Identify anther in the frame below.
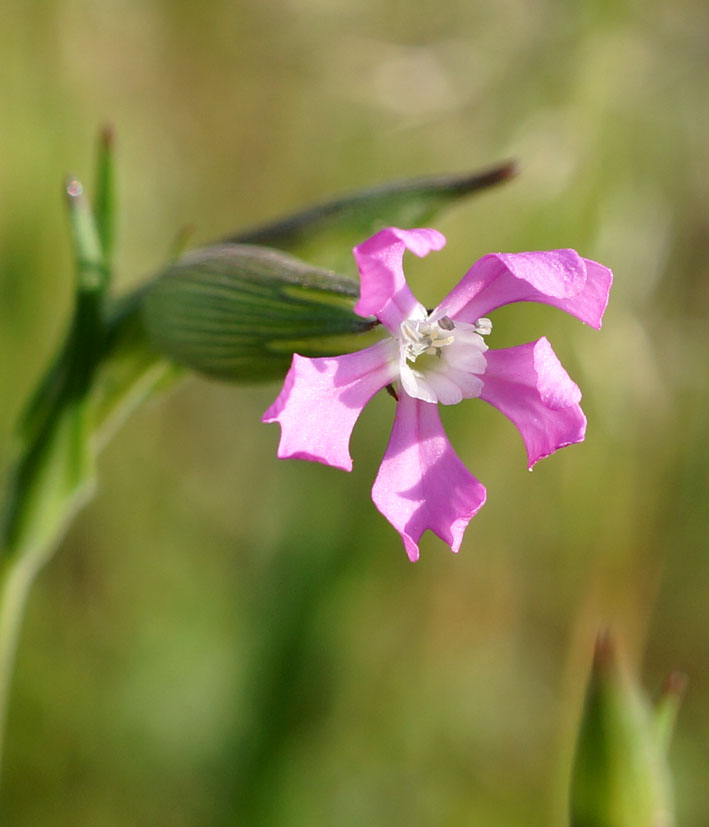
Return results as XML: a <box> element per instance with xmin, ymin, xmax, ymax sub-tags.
<box><xmin>474</xmin><ymin>317</ymin><xmax>492</xmax><ymax>336</ymax></box>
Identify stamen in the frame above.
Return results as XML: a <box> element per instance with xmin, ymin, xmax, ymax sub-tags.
<box><xmin>474</xmin><ymin>317</ymin><xmax>492</xmax><ymax>336</ymax></box>
<box><xmin>400</xmin><ymin>316</ymin><xmax>458</xmax><ymax>363</ymax></box>
<box><xmin>397</xmin><ymin>310</ymin><xmax>488</xmax><ymax>404</ymax></box>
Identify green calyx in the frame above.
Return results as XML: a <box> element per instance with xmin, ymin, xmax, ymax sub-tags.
<box><xmin>569</xmin><ymin>632</ymin><xmax>683</xmax><ymax>827</ymax></box>
<box><xmin>141</xmin><ymin>244</ymin><xmax>381</xmax><ymax>383</ymax></box>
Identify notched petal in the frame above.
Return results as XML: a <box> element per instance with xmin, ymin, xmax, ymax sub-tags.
<box><xmin>441</xmin><ymin>249</ymin><xmax>613</xmax><ymax>329</ymax></box>
<box><xmin>480</xmin><ymin>338</ymin><xmax>586</xmax><ymax>468</ymax></box>
<box><xmin>263</xmin><ymin>339</ymin><xmax>398</xmax><ymax>471</ymax></box>
<box><xmin>372</xmin><ymin>392</ymin><xmax>486</xmax><ymax>560</ymax></box>
<box><xmin>353</xmin><ymin>227</ymin><xmax>445</xmax><ymax>332</ymax></box>
<box><xmin>533</xmin><ymin>337</ymin><xmax>582</xmax><ymax>409</ymax></box>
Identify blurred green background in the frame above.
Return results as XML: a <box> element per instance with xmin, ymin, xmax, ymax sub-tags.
<box><xmin>1</xmin><ymin>0</ymin><xmax>708</xmax><ymax>824</ymax></box>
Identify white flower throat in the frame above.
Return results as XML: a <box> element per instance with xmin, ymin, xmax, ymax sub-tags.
<box><xmin>400</xmin><ymin>315</ymin><xmax>456</xmax><ymax>361</ymax></box>
<box><xmin>395</xmin><ymin>308</ymin><xmax>492</xmax><ymax>406</ymax></box>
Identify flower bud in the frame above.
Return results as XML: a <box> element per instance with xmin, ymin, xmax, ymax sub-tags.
<box><xmin>569</xmin><ymin>632</ymin><xmax>677</xmax><ymax>827</ymax></box>
<box><xmin>142</xmin><ymin>244</ymin><xmax>378</xmax><ymax>383</ymax></box>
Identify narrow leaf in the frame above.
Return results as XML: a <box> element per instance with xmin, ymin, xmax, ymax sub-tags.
<box><xmin>226</xmin><ymin>161</ymin><xmax>518</xmax><ymax>272</ymax></box>
<box><xmin>66</xmin><ymin>177</ymin><xmax>105</xmax><ymax>296</ymax></box>
<box><xmin>17</xmin><ymin>178</ymin><xmax>107</xmax><ymax>448</ymax></box>
<box><xmin>1</xmin><ymin>397</ymin><xmax>94</xmax><ymax>566</ymax></box>
<box><xmin>93</xmin><ymin>125</ymin><xmax>116</xmax><ymax>269</ymax></box>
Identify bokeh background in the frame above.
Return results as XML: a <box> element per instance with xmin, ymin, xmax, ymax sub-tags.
<box><xmin>1</xmin><ymin>0</ymin><xmax>708</xmax><ymax>824</ymax></box>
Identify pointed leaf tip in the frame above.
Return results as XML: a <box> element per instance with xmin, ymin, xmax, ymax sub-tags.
<box><xmin>592</xmin><ymin>627</ymin><xmax>617</xmax><ymax>675</ymax></box>
<box><xmin>99</xmin><ymin>123</ymin><xmax>115</xmax><ymax>149</ymax></box>
<box><xmin>94</xmin><ymin>124</ymin><xmax>116</xmax><ymax>268</ymax></box>
<box><xmin>64</xmin><ymin>174</ymin><xmax>105</xmax><ymax>296</ymax></box>
<box><xmin>453</xmin><ymin>159</ymin><xmax>520</xmax><ymax>193</ymax></box>
<box><xmin>661</xmin><ymin>671</ymin><xmax>688</xmax><ymax>699</ymax></box>
<box><xmin>224</xmin><ymin>161</ymin><xmax>520</xmax><ymax>272</ymax></box>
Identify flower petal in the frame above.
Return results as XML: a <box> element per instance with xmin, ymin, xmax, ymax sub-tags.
<box><xmin>353</xmin><ymin>227</ymin><xmax>446</xmax><ymax>332</ymax></box>
<box><xmin>440</xmin><ymin>250</ymin><xmax>612</xmax><ymax>329</ymax></box>
<box><xmin>371</xmin><ymin>391</ymin><xmax>486</xmax><ymax>561</ymax></box>
<box><xmin>480</xmin><ymin>338</ymin><xmax>587</xmax><ymax>468</ymax></box>
<box><xmin>262</xmin><ymin>339</ymin><xmax>398</xmax><ymax>471</ymax></box>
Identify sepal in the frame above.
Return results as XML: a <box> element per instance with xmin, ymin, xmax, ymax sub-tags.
<box><xmin>569</xmin><ymin>631</ymin><xmax>680</xmax><ymax>827</ymax></box>
<box><xmin>142</xmin><ymin>244</ymin><xmax>379</xmax><ymax>383</ymax></box>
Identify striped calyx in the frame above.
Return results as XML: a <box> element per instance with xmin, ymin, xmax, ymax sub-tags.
<box><xmin>142</xmin><ymin>244</ymin><xmax>378</xmax><ymax>383</ymax></box>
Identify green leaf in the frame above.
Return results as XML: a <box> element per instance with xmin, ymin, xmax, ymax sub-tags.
<box><xmin>93</xmin><ymin>125</ymin><xmax>116</xmax><ymax>269</ymax></box>
<box><xmin>18</xmin><ymin>177</ymin><xmax>107</xmax><ymax>447</ymax></box>
<box><xmin>2</xmin><ymin>176</ymin><xmax>107</xmax><ymax>564</ymax></box>
<box><xmin>66</xmin><ymin>176</ymin><xmax>106</xmax><ymax>299</ymax></box>
<box><xmin>1</xmin><ymin>397</ymin><xmax>94</xmax><ymax>567</ymax></box>
<box><xmin>226</xmin><ymin>161</ymin><xmax>518</xmax><ymax>272</ymax></box>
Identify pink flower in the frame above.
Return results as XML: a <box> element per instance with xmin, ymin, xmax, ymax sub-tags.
<box><xmin>263</xmin><ymin>228</ymin><xmax>612</xmax><ymax>561</ymax></box>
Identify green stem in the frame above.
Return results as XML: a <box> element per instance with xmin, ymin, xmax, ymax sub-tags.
<box><xmin>0</xmin><ymin>173</ymin><xmax>110</xmax><ymax>773</ymax></box>
<box><xmin>0</xmin><ymin>305</ymin><xmax>177</xmax><ymax>769</ymax></box>
<box><xmin>0</xmin><ymin>556</ymin><xmax>39</xmax><ymax>773</ymax></box>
